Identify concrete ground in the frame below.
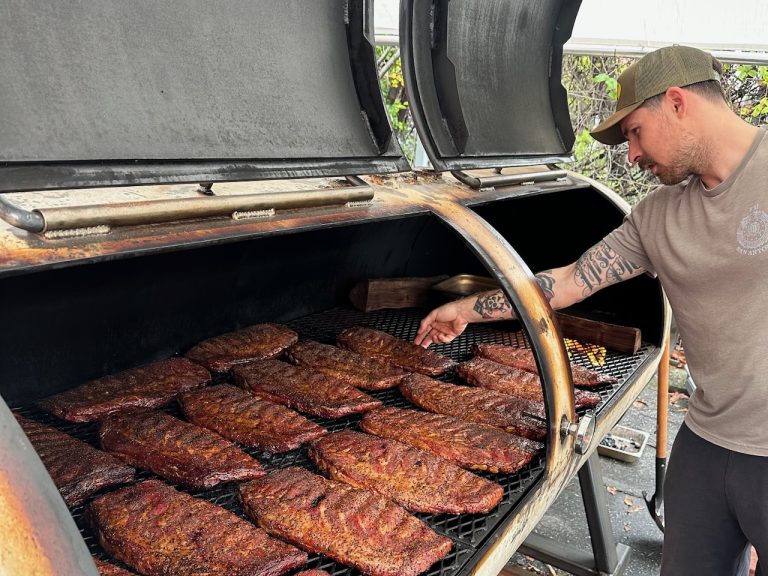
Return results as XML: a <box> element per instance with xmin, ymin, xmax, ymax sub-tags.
<box><xmin>507</xmin><ymin>364</ymin><xmax>691</xmax><ymax>576</ymax></box>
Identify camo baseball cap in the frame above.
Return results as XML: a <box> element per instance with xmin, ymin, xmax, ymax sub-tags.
<box><xmin>590</xmin><ymin>45</ymin><xmax>721</xmax><ymax>145</ymax></box>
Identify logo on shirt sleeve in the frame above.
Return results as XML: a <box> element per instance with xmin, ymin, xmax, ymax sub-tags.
<box><xmin>737</xmin><ymin>205</ymin><xmax>768</xmax><ymax>255</ymax></box>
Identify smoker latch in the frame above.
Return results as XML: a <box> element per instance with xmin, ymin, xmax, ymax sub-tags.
<box><xmin>561</xmin><ymin>410</ymin><xmax>596</xmax><ymax>455</ymax></box>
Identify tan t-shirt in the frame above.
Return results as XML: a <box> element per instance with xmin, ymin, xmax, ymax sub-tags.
<box><xmin>605</xmin><ymin>127</ymin><xmax>768</xmax><ymax>456</ymax></box>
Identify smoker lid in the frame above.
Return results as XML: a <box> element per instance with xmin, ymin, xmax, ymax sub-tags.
<box><xmin>401</xmin><ymin>0</ymin><xmax>580</xmax><ymax>172</ymax></box>
<box><xmin>0</xmin><ymin>0</ymin><xmax>408</xmax><ymax>193</ymax></box>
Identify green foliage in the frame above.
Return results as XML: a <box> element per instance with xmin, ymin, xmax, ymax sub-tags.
<box><xmin>376</xmin><ymin>46</ymin><xmax>416</xmax><ymax>161</ymax></box>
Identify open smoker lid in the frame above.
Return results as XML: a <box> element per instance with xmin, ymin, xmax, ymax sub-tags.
<box><xmin>401</xmin><ymin>0</ymin><xmax>580</xmax><ymax>172</ymax></box>
<box><xmin>0</xmin><ymin>0</ymin><xmax>408</xmax><ymax>193</ymax></box>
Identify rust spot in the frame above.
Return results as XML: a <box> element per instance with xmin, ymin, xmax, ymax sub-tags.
<box><xmin>538</xmin><ymin>317</ymin><xmax>549</xmax><ymax>335</ymax></box>
<box><xmin>0</xmin><ymin>473</ymin><xmax>55</xmax><ymax>576</ymax></box>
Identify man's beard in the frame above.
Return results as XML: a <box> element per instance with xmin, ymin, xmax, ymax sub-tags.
<box><xmin>640</xmin><ymin>132</ymin><xmax>707</xmax><ymax>185</ymax></box>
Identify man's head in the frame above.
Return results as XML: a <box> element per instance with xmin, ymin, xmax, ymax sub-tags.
<box><xmin>590</xmin><ymin>45</ymin><xmax>724</xmax><ymax>146</ymax></box>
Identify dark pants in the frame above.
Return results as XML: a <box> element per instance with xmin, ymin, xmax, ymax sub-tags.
<box><xmin>661</xmin><ymin>423</ymin><xmax>766</xmax><ymax>575</ymax></box>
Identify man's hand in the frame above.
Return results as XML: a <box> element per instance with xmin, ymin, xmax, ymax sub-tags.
<box><xmin>414</xmin><ymin>301</ymin><xmax>471</xmax><ymax>348</ymax></box>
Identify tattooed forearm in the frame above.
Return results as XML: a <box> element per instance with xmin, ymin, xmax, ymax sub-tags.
<box><xmin>473</xmin><ymin>290</ymin><xmax>512</xmax><ymax>319</ymax></box>
<box><xmin>535</xmin><ymin>270</ymin><xmax>556</xmax><ymax>304</ymax></box>
<box><xmin>574</xmin><ymin>241</ymin><xmax>641</xmax><ymax>297</ymax></box>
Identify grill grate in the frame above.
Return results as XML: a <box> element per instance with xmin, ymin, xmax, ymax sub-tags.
<box><xmin>14</xmin><ymin>306</ymin><xmax>653</xmax><ymax>576</ymax></box>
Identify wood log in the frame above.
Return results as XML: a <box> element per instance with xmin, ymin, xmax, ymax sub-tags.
<box><xmin>555</xmin><ymin>312</ymin><xmax>641</xmax><ymax>355</ymax></box>
<box><xmin>349</xmin><ymin>276</ymin><xmax>449</xmax><ymax>312</ymax></box>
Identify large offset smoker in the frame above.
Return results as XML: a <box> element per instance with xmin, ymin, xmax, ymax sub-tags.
<box><xmin>0</xmin><ymin>1</ymin><xmax>668</xmax><ymax>575</ymax></box>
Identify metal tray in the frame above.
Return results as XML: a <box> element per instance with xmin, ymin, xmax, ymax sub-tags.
<box><xmin>431</xmin><ymin>274</ymin><xmax>500</xmax><ymax>298</ymax></box>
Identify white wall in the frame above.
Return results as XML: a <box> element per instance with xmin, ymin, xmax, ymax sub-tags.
<box><xmin>375</xmin><ymin>0</ymin><xmax>768</xmax><ymax>60</ymax></box>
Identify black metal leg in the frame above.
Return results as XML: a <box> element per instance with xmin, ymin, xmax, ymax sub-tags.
<box><xmin>519</xmin><ymin>452</ymin><xmax>631</xmax><ymax>576</ymax></box>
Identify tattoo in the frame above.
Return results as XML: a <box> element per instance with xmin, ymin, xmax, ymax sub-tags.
<box><xmin>574</xmin><ymin>241</ymin><xmax>642</xmax><ymax>298</ymax></box>
<box><xmin>535</xmin><ymin>270</ymin><xmax>556</xmax><ymax>304</ymax></box>
<box><xmin>473</xmin><ymin>290</ymin><xmax>511</xmax><ymax>319</ymax></box>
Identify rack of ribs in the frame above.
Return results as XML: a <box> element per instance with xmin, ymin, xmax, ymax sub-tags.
<box><xmin>399</xmin><ymin>374</ymin><xmax>547</xmax><ymax>441</ymax></box>
<box><xmin>178</xmin><ymin>384</ymin><xmax>327</xmax><ymax>453</ymax></box>
<box><xmin>239</xmin><ymin>467</ymin><xmax>452</xmax><ymax>576</ymax></box>
<box><xmin>472</xmin><ymin>343</ymin><xmax>618</xmax><ymax>387</ymax></box>
<box><xmin>184</xmin><ymin>323</ymin><xmax>298</xmax><ymax>373</ymax></box>
<box><xmin>231</xmin><ymin>359</ymin><xmax>382</xmax><ymax>419</ymax></box>
<box><xmin>286</xmin><ymin>340</ymin><xmax>408</xmax><ymax>390</ymax></box>
<box><xmin>36</xmin><ymin>357</ymin><xmax>210</xmax><ymax>422</ymax></box>
<box><xmin>456</xmin><ymin>357</ymin><xmax>602</xmax><ymax>409</ymax></box>
<box><xmin>15</xmin><ymin>414</ymin><xmax>135</xmax><ymax>507</ymax></box>
<box><xmin>308</xmin><ymin>430</ymin><xmax>503</xmax><ymax>514</ymax></box>
<box><xmin>88</xmin><ymin>479</ymin><xmax>307</xmax><ymax>576</ymax></box>
<box><xmin>360</xmin><ymin>406</ymin><xmax>542</xmax><ymax>474</ymax></box>
<box><xmin>98</xmin><ymin>411</ymin><xmax>264</xmax><ymax>489</ymax></box>
<box><xmin>337</xmin><ymin>326</ymin><xmax>455</xmax><ymax>376</ymax></box>
<box><xmin>92</xmin><ymin>557</ymin><xmax>137</xmax><ymax>576</ymax></box>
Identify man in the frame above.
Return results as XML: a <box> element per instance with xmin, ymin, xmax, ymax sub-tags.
<box><xmin>415</xmin><ymin>45</ymin><xmax>765</xmax><ymax>576</ymax></box>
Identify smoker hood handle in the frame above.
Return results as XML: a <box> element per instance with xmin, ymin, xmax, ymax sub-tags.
<box><xmin>0</xmin><ymin>400</ymin><xmax>99</xmax><ymax>575</ymax></box>
<box><xmin>0</xmin><ymin>177</ymin><xmax>373</xmax><ymax>235</ymax></box>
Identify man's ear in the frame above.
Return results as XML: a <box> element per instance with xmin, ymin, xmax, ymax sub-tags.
<box><xmin>665</xmin><ymin>87</ymin><xmax>687</xmax><ymax>117</ymax></box>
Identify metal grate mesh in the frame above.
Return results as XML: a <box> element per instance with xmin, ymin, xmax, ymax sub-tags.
<box><xmin>14</xmin><ymin>306</ymin><xmax>654</xmax><ymax>576</ymax></box>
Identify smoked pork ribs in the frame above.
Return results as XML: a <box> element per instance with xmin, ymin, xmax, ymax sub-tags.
<box><xmin>178</xmin><ymin>383</ymin><xmax>327</xmax><ymax>453</ymax></box>
<box><xmin>89</xmin><ymin>479</ymin><xmax>307</xmax><ymax>576</ymax></box>
<box><xmin>308</xmin><ymin>430</ymin><xmax>503</xmax><ymax>514</ymax></box>
<box><xmin>37</xmin><ymin>357</ymin><xmax>210</xmax><ymax>423</ymax></box>
<box><xmin>185</xmin><ymin>323</ymin><xmax>298</xmax><ymax>373</ymax></box>
<box><xmin>240</xmin><ymin>467</ymin><xmax>452</xmax><ymax>576</ymax></box>
<box><xmin>337</xmin><ymin>326</ymin><xmax>455</xmax><ymax>376</ymax></box>
<box><xmin>360</xmin><ymin>406</ymin><xmax>542</xmax><ymax>474</ymax></box>
<box><xmin>98</xmin><ymin>411</ymin><xmax>264</xmax><ymax>489</ymax></box>
<box><xmin>15</xmin><ymin>414</ymin><xmax>135</xmax><ymax>507</ymax></box>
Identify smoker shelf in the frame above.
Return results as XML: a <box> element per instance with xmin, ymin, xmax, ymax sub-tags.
<box><xmin>13</xmin><ymin>306</ymin><xmax>655</xmax><ymax>576</ymax></box>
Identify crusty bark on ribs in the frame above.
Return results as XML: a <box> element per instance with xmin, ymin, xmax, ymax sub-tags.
<box><xmin>185</xmin><ymin>323</ymin><xmax>298</xmax><ymax>373</ymax></box>
<box><xmin>308</xmin><ymin>430</ymin><xmax>502</xmax><ymax>514</ymax></box>
<box><xmin>231</xmin><ymin>359</ymin><xmax>382</xmax><ymax>419</ymax></box>
<box><xmin>89</xmin><ymin>480</ymin><xmax>307</xmax><ymax>576</ymax></box>
<box><xmin>93</xmin><ymin>557</ymin><xmax>137</xmax><ymax>576</ymax></box>
<box><xmin>36</xmin><ymin>357</ymin><xmax>210</xmax><ymax>423</ymax></box>
<box><xmin>399</xmin><ymin>374</ymin><xmax>547</xmax><ymax>441</ymax></box>
<box><xmin>472</xmin><ymin>343</ymin><xmax>618</xmax><ymax>387</ymax></box>
<box><xmin>286</xmin><ymin>340</ymin><xmax>408</xmax><ymax>390</ymax></box>
<box><xmin>179</xmin><ymin>384</ymin><xmax>327</xmax><ymax>453</ymax></box>
<box><xmin>337</xmin><ymin>326</ymin><xmax>455</xmax><ymax>376</ymax></box>
<box><xmin>294</xmin><ymin>571</ymin><xmax>332</xmax><ymax>576</ymax></box>
<box><xmin>360</xmin><ymin>406</ymin><xmax>542</xmax><ymax>474</ymax></box>
<box><xmin>15</xmin><ymin>414</ymin><xmax>135</xmax><ymax>507</ymax></box>
<box><xmin>98</xmin><ymin>411</ymin><xmax>264</xmax><ymax>489</ymax></box>
<box><xmin>456</xmin><ymin>357</ymin><xmax>602</xmax><ymax>409</ymax></box>
<box><xmin>239</xmin><ymin>467</ymin><xmax>452</xmax><ymax>576</ymax></box>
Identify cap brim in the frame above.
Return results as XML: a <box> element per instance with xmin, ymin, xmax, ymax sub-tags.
<box><xmin>589</xmin><ymin>102</ymin><xmax>643</xmax><ymax>145</ymax></box>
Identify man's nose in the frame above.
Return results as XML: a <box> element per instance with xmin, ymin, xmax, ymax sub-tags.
<box><xmin>626</xmin><ymin>140</ymin><xmax>642</xmax><ymax>165</ymax></box>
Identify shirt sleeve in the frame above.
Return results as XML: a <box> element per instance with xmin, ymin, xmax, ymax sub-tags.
<box><xmin>602</xmin><ymin>198</ymin><xmax>656</xmax><ymax>276</ymax></box>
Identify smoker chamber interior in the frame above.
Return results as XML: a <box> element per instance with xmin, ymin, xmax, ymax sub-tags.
<box><xmin>14</xmin><ymin>306</ymin><xmax>654</xmax><ymax>576</ymax></box>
